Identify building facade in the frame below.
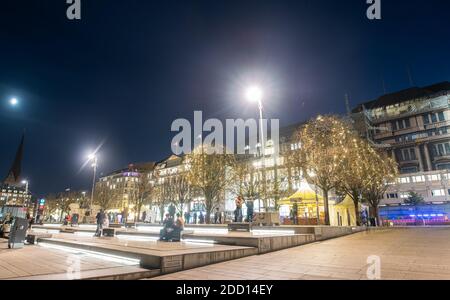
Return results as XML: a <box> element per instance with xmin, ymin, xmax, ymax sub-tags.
<box><xmin>95</xmin><ymin>162</ymin><xmax>155</xmax><ymax>221</ymax></box>
<box><xmin>352</xmin><ymin>81</ymin><xmax>450</xmax><ymax>223</ymax></box>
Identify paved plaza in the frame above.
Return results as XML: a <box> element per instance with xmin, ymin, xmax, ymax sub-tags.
<box><xmin>151</xmin><ymin>227</ymin><xmax>450</xmax><ymax>280</ymax></box>
<box><xmin>0</xmin><ymin>239</ymin><xmax>151</xmax><ymax>280</ymax></box>
<box><xmin>2</xmin><ymin>227</ymin><xmax>450</xmax><ymax>280</ymax></box>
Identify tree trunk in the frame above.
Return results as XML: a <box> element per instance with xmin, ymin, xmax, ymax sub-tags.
<box><xmin>136</xmin><ymin>203</ymin><xmax>142</xmax><ymax>222</ymax></box>
<box><xmin>205</xmin><ymin>200</ymin><xmax>212</xmax><ymax>224</ymax></box>
<box><xmin>372</xmin><ymin>205</ymin><xmax>380</xmax><ymax>227</ymax></box>
<box><xmin>159</xmin><ymin>204</ymin><xmax>165</xmax><ymax>224</ymax></box>
<box><xmin>353</xmin><ymin>199</ymin><xmax>361</xmax><ymax>226</ymax></box>
<box><xmin>323</xmin><ymin>189</ymin><xmax>330</xmax><ymax>225</ymax></box>
<box><xmin>352</xmin><ymin>191</ymin><xmax>361</xmax><ymax>226</ymax></box>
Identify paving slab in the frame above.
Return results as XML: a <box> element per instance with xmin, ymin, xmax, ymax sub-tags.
<box><xmin>149</xmin><ymin>227</ymin><xmax>450</xmax><ymax>280</ymax></box>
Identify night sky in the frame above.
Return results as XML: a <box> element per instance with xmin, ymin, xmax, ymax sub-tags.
<box><xmin>0</xmin><ymin>0</ymin><xmax>449</xmax><ymax>196</ymax></box>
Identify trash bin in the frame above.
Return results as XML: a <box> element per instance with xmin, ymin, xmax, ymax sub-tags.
<box><xmin>8</xmin><ymin>217</ymin><xmax>29</xmax><ymax>249</ymax></box>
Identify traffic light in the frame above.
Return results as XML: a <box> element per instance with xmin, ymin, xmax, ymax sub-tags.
<box><xmin>39</xmin><ymin>198</ymin><xmax>45</xmax><ymax>210</ymax></box>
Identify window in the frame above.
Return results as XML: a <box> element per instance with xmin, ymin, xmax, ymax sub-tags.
<box><xmin>437</xmin><ymin>163</ymin><xmax>450</xmax><ymax>171</ymax></box>
<box><xmin>434</xmin><ymin>142</ymin><xmax>450</xmax><ymax>157</ymax></box>
<box><xmin>405</xmin><ymin>118</ymin><xmax>411</xmax><ymax>128</ymax></box>
<box><xmin>424</xmin><ymin>112</ymin><xmax>446</xmax><ymax>125</ymax></box>
<box><xmin>427</xmin><ymin>174</ymin><xmax>441</xmax><ymax>181</ymax></box>
<box><xmin>398</xmin><ymin>177</ymin><xmax>410</xmax><ymax>184</ymax></box>
<box><xmin>400</xmin><ymin>192</ymin><xmax>409</xmax><ymax>199</ymax></box>
<box><xmin>412</xmin><ymin>175</ymin><xmax>425</xmax><ymax>183</ymax></box>
<box><xmin>400</xmin><ymin>166</ymin><xmax>418</xmax><ymax>174</ymax></box>
<box><xmin>386</xmin><ymin>193</ymin><xmax>398</xmax><ymax>199</ymax></box>
<box><xmin>431</xmin><ymin>113</ymin><xmax>438</xmax><ymax>123</ymax></box>
<box><xmin>392</xmin><ymin>119</ymin><xmax>411</xmax><ymax>131</ymax></box>
<box><xmin>432</xmin><ymin>189</ymin><xmax>445</xmax><ymax>197</ymax></box>
<box><xmin>398</xmin><ymin>148</ymin><xmax>417</xmax><ymax>161</ymax></box>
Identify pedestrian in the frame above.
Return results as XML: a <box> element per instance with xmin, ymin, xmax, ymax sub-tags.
<box><xmin>142</xmin><ymin>211</ymin><xmax>147</xmax><ymax>223</ymax></box>
<box><xmin>193</xmin><ymin>212</ymin><xmax>197</xmax><ymax>224</ymax></box>
<box><xmin>246</xmin><ymin>200</ymin><xmax>254</xmax><ymax>223</ymax></box>
<box><xmin>214</xmin><ymin>208</ymin><xmax>221</xmax><ymax>224</ymax></box>
<box><xmin>184</xmin><ymin>211</ymin><xmax>190</xmax><ymax>224</ymax></box>
<box><xmin>103</xmin><ymin>211</ymin><xmax>109</xmax><ymax>229</ymax></box>
<box><xmin>234</xmin><ymin>196</ymin><xmax>244</xmax><ymax>222</ymax></box>
<box><xmin>199</xmin><ymin>212</ymin><xmax>205</xmax><ymax>224</ymax></box>
<box><xmin>95</xmin><ymin>209</ymin><xmax>105</xmax><ymax>237</ymax></box>
<box><xmin>168</xmin><ymin>204</ymin><xmax>176</xmax><ymax>218</ymax></box>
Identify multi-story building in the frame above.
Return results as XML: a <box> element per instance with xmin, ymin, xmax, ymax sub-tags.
<box><xmin>0</xmin><ymin>183</ymin><xmax>32</xmax><ymax>207</ymax></box>
<box><xmin>352</xmin><ymin>81</ymin><xmax>450</xmax><ymax>224</ymax></box>
<box><xmin>95</xmin><ymin>162</ymin><xmax>155</xmax><ymax>220</ymax></box>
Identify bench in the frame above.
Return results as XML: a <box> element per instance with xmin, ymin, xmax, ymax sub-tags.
<box><xmin>125</xmin><ymin>222</ymin><xmax>136</xmax><ymax>229</ymax></box>
<box><xmin>108</xmin><ymin>223</ymin><xmax>122</xmax><ymax>228</ymax></box>
<box><xmin>228</xmin><ymin>222</ymin><xmax>252</xmax><ymax>232</ymax></box>
<box><xmin>60</xmin><ymin>227</ymin><xmax>77</xmax><ymax>234</ymax></box>
<box><xmin>26</xmin><ymin>233</ymin><xmax>52</xmax><ymax>244</ymax></box>
<box><xmin>102</xmin><ymin>228</ymin><xmax>116</xmax><ymax>237</ymax></box>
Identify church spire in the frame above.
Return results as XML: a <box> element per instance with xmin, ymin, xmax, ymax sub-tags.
<box><xmin>3</xmin><ymin>134</ymin><xmax>25</xmax><ymax>185</ymax></box>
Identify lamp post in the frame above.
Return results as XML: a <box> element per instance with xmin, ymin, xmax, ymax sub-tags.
<box><xmin>21</xmin><ymin>180</ymin><xmax>30</xmax><ymax>207</ymax></box>
<box><xmin>246</xmin><ymin>86</ymin><xmax>265</xmax><ymax>212</ymax></box>
<box><xmin>88</xmin><ymin>153</ymin><xmax>98</xmax><ymax>216</ymax></box>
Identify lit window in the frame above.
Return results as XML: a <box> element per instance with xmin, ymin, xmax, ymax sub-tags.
<box><xmin>432</xmin><ymin>189</ymin><xmax>445</xmax><ymax>197</ymax></box>
<box><xmin>412</xmin><ymin>176</ymin><xmax>425</xmax><ymax>183</ymax></box>
<box><xmin>398</xmin><ymin>177</ymin><xmax>410</xmax><ymax>184</ymax></box>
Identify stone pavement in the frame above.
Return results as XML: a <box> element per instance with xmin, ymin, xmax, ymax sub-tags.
<box><xmin>150</xmin><ymin>227</ymin><xmax>450</xmax><ymax>280</ymax></box>
<box><xmin>0</xmin><ymin>239</ymin><xmax>149</xmax><ymax>279</ymax></box>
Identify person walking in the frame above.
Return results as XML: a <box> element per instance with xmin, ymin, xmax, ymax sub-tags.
<box><xmin>214</xmin><ymin>208</ymin><xmax>221</xmax><ymax>224</ymax></box>
<box><xmin>246</xmin><ymin>200</ymin><xmax>254</xmax><ymax>223</ymax></box>
<box><xmin>184</xmin><ymin>211</ymin><xmax>191</xmax><ymax>224</ymax></box>
<box><xmin>193</xmin><ymin>212</ymin><xmax>197</xmax><ymax>224</ymax></box>
<box><xmin>95</xmin><ymin>209</ymin><xmax>105</xmax><ymax>237</ymax></box>
<box><xmin>234</xmin><ymin>196</ymin><xmax>244</xmax><ymax>222</ymax></box>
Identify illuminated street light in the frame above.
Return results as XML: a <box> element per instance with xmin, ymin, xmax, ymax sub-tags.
<box><xmin>245</xmin><ymin>86</ymin><xmax>263</xmax><ymax>103</ymax></box>
<box><xmin>21</xmin><ymin>180</ymin><xmax>29</xmax><ymax>194</ymax></box>
<box><xmin>246</xmin><ymin>85</ymin><xmax>265</xmax><ymax>212</ymax></box>
<box><xmin>87</xmin><ymin>153</ymin><xmax>98</xmax><ymax>215</ymax></box>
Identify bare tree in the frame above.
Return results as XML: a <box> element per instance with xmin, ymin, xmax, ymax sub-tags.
<box><xmin>153</xmin><ymin>177</ymin><xmax>175</xmax><ymax>222</ymax></box>
<box><xmin>94</xmin><ymin>185</ymin><xmax>118</xmax><ymax>210</ymax></box>
<box><xmin>172</xmin><ymin>174</ymin><xmax>191</xmax><ymax>214</ymax></box>
<box><xmin>186</xmin><ymin>145</ymin><xmax>235</xmax><ymax>224</ymax></box>
<box><xmin>131</xmin><ymin>173</ymin><xmax>154</xmax><ymax>221</ymax></box>
<box><xmin>362</xmin><ymin>150</ymin><xmax>398</xmax><ymax>226</ymax></box>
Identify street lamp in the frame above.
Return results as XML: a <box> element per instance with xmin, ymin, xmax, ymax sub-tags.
<box><xmin>246</xmin><ymin>85</ymin><xmax>265</xmax><ymax>212</ymax></box>
<box><xmin>87</xmin><ymin>153</ymin><xmax>98</xmax><ymax>216</ymax></box>
<box><xmin>21</xmin><ymin>179</ymin><xmax>29</xmax><ymax>205</ymax></box>
<box><xmin>21</xmin><ymin>180</ymin><xmax>29</xmax><ymax>194</ymax></box>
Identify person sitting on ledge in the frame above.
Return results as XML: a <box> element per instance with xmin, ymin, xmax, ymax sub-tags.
<box><xmin>171</xmin><ymin>213</ymin><xmax>185</xmax><ymax>242</ymax></box>
<box><xmin>159</xmin><ymin>213</ymin><xmax>174</xmax><ymax>241</ymax></box>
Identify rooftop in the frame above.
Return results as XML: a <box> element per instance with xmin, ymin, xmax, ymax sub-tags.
<box><xmin>353</xmin><ymin>81</ymin><xmax>450</xmax><ymax>113</ymax></box>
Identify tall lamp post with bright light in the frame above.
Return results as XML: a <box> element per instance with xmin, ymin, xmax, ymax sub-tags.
<box><xmin>87</xmin><ymin>153</ymin><xmax>98</xmax><ymax>216</ymax></box>
<box><xmin>246</xmin><ymin>86</ymin><xmax>265</xmax><ymax>212</ymax></box>
<box><xmin>21</xmin><ymin>180</ymin><xmax>30</xmax><ymax>206</ymax></box>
